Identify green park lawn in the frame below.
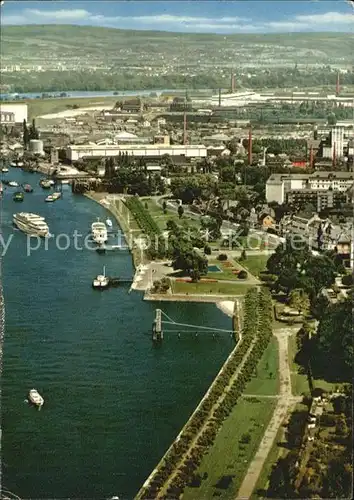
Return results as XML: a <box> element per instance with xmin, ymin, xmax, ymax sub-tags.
<box><xmin>206</xmin><ymin>259</ymin><xmax>244</xmax><ymax>281</ymax></box>
<box><xmin>182</xmin><ymin>398</ymin><xmax>277</xmax><ymax>500</ymax></box>
<box><xmin>243</xmin><ymin>337</ymin><xmax>280</xmax><ymax>396</ymax></box>
<box><xmin>240</xmin><ymin>255</ymin><xmax>269</xmax><ymax>278</ymax></box>
<box><xmin>143</xmin><ymin>198</ymin><xmax>200</xmax><ymax>231</ymax></box>
<box><xmin>171</xmin><ymin>280</ymin><xmax>254</xmax><ymax>296</ymax></box>
<box><xmin>288</xmin><ymin>333</ymin><xmax>340</xmax><ymax>396</ymax></box>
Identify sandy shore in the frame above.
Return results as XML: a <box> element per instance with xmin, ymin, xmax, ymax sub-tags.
<box><xmin>216</xmin><ymin>301</ymin><xmax>236</xmax><ymax>317</ymax></box>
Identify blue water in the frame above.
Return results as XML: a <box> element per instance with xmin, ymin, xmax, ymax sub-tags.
<box><xmin>208</xmin><ymin>265</ymin><xmax>222</xmax><ymax>273</ymax></box>
<box><xmin>1</xmin><ymin>89</ymin><xmax>182</xmax><ymax>100</ymax></box>
<box><xmin>1</xmin><ymin>168</ymin><xmax>234</xmax><ymax>499</ymax></box>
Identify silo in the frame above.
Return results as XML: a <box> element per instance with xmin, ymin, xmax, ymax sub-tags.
<box><xmin>29</xmin><ymin>139</ymin><xmax>44</xmax><ymax>155</ymax></box>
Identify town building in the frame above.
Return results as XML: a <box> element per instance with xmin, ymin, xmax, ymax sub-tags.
<box><xmin>65</xmin><ymin>143</ymin><xmax>208</xmax><ymax>162</ymax></box>
<box><xmin>266</xmin><ymin>171</ymin><xmax>354</xmax><ymax>205</ymax></box>
<box><xmin>0</xmin><ymin>110</ymin><xmax>15</xmax><ymax>126</ymax></box>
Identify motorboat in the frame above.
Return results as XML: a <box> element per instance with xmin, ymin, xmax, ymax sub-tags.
<box><xmin>52</xmin><ymin>192</ymin><xmax>62</xmax><ymax>200</ymax></box>
<box><xmin>13</xmin><ymin>191</ymin><xmax>24</xmax><ymax>202</ymax></box>
<box><xmin>39</xmin><ymin>179</ymin><xmax>52</xmax><ymax>189</ymax></box>
<box><xmin>45</xmin><ymin>195</ymin><xmax>55</xmax><ymax>202</ymax></box>
<box><xmin>106</xmin><ymin>218</ymin><xmax>113</xmax><ymax>228</ymax></box>
<box><xmin>10</xmin><ymin>161</ymin><xmax>17</xmax><ymax>167</ymax></box>
<box><xmin>8</xmin><ymin>181</ymin><xmax>19</xmax><ymax>187</ymax></box>
<box><xmin>23</xmin><ymin>184</ymin><xmax>33</xmax><ymax>193</ymax></box>
<box><xmin>17</xmin><ymin>161</ymin><xmax>24</xmax><ymax>167</ymax></box>
<box><xmin>28</xmin><ymin>389</ymin><xmax>44</xmax><ymax>408</ymax></box>
<box><xmin>13</xmin><ymin>212</ymin><xmax>50</xmax><ymax>237</ymax></box>
<box><xmin>1</xmin><ymin>167</ymin><xmax>9</xmax><ymax>173</ymax></box>
<box><xmin>92</xmin><ymin>266</ymin><xmax>109</xmax><ymax>289</ymax></box>
<box><xmin>91</xmin><ymin>219</ymin><xmax>108</xmax><ymax>244</ymax></box>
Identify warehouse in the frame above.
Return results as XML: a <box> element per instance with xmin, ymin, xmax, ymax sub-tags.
<box><xmin>65</xmin><ymin>144</ymin><xmax>208</xmax><ymax>162</ymax></box>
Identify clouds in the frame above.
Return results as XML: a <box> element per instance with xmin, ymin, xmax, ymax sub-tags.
<box><xmin>1</xmin><ymin>6</ymin><xmax>353</xmax><ymax>33</ymax></box>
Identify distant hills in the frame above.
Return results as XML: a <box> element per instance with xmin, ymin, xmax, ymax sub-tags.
<box><xmin>1</xmin><ymin>25</ymin><xmax>354</xmax><ymax>66</ymax></box>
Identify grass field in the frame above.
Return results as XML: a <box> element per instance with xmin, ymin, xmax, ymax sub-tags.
<box><xmin>171</xmin><ymin>280</ymin><xmax>254</xmax><ymax>296</ymax></box>
<box><xmin>206</xmin><ymin>259</ymin><xmax>244</xmax><ymax>281</ymax></box>
<box><xmin>240</xmin><ymin>255</ymin><xmax>269</xmax><ymax>278</ymax></box>
<box><xmin>243</xmin><ymin>337</ymin><xmax>279</xmax><ymax>396</ymax></box>
<box><xmin>183</xmin><ymin>398</ymin><xmax>277</xmax><ymax>500</ymax></box>
<box><xmin>143</xmin><ymin>198</ymin><xmax>201</xmax><ymax>232</ymax></box>
<box><xmin>25</xmin><ymin>96</ymin><xmax>118</xmax><ymax>119</ymax></box>
<box><xmin>288</xmin><ymin>333</ymin><xmax>340</xmax><ymax>396</ymax></box>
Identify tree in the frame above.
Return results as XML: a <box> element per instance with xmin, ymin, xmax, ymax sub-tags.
<box><xmin>238</xmin><ymin>270</ymin><xmax>248</xmax><ymax>280</ymax></box>
<box><xmin>240</xmin><ymin>249</ymin><xmax>247</xmax><ymax>261</ymax></box>
<box><xmin>204</xmin><ymin>245</ymin><xmax>211</xmax><ymax>255</ymax></box>
<box><xmin>327</xmin><ymin>113</ymin><xmax>337</xmax><ymax>126</ymax></box>
<box><xmin>23</xmin><ymin>119</ymin><xmax>29</xmax><ymax>147</ymax></box>
<box><xmin>178</xmin><ymin>205</ymin><xmax>184</xmax><ymax>219</ymax></box>
<box><xmin>336</xmin><ymin>414</ymin><xmax>348</xmax><ymax>437</ymax></box>
<box><xmin>162</xmin><ymin>200</ymin><xmax>167</xmax><ymax>214</ymax></box>
<box><xmin>288</xmin><ymin>288</ymin><xmax>310</xmax><ymax>316</ymax></box>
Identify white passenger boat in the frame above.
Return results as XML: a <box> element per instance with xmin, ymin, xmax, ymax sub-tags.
<box><xmin>13</xmin><ymin>212</ymin><xmax>50</xmax><ymax>237</ymax></box>
<box><xmin>8</xmin><ymin>181</ymin><xmax>19</xmax><ymax>187</ymax></box>
<box><xmin>91</xmin><ymin>219</ymin><xmax>108</xmax><ymax>244</ymax></box>
<box><xmin>105</xmin><ymin>218</ymin><xmax>113</xmax><ymax>228</ymax></box>
<box><xmin>2</xmin><ymin>167</ymin><xmax>9</xmax><ymax>173</ymax></box>
<box><xmin>28</xmin><ymin>389</ymin><xmax>44</xmax><ymax>408</ymax></box>
<box><xmin>92</xmin><ymin>266</ymin><xmax>109</xmax><ymax>289</ymax></box>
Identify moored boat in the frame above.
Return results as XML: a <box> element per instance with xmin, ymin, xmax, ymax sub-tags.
<box><xmin>23</xmin><ymin>184</ymin><xmax>33</xmax><ymax>193</ymax></box>
<box><xmin>28</xmin><ymin>389</ymin><xmax>44</xmax><ymax>408</ymax></box>
<box><xmin>1</xmin><ymin>167</ymin><xmax>9</xmax><ymax>173</ymax></box>
<box><xmin>13</xmin><ymin>191</ymin><xmax>24</xmax><ymax>202</ymax></box>
<box><xmin>45</xmin><ymin>194</ymin><xmax>55</xmax><ymax>202</ymax></box>
<box><xmin>39</xmin><ymin>179</ymin><xmax>52</xmax><ymax>189</ymax></box>
<box><xmin>8</xmin><ymin>181</ymin><xmax>19</xmax><ymax>187</ymax></box>
<box><xmin>92</xmin><ymin>266</ymin><xmax>109</xmax><ymax>289</ymax></box>
<box><xmin>52</xmin><ymin>192</ymin><xmax>62</xmax><ymax>200</ymax></box>
<box><xmin>91</xmin><ymin>219</ymin><xmax>108</xmax><ymax>244</ymax></box>
<box><xmin>106</xmin><ymin>218</ymin><xmax>113</xmax><ymax>228</ymax></box>
<box><xmin>13</xmin><ymin>212</ymin><xmax>50</xmax><ymax>237</ymax></box>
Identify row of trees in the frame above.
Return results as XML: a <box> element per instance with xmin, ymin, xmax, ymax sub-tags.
<box><xmin>141</xmin><ymin>288</ymin><xmax>274</xmax><ymax>499</ymax></box>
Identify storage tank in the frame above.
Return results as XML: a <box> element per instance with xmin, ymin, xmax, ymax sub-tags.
<box><xmin>29</xmin><ymin>139</ymin><xmax>44</xmax><ymax>155</ymax></box>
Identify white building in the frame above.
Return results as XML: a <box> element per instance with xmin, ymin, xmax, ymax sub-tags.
<box><xmin>66</xmin><ymin>144</ymin><xmax>208</xmax><ymax>162</ymax></box>
<box><xmin>0</xmin><ymin>103</ymin><xmax>28</xmax><ymax>123</ymax></box>
<box><xmin>266</xmin><ymin>171</ymin><xmax>354</xmax><ymax>204</ymax></box>
<box><xmin>331</xmin><ymin>127</ymin><xmax>345</xmax><ymax>158</ymax></box>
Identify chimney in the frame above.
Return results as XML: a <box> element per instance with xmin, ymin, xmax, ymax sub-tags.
<box><xmin>231</xmin><ymin>72</ymin><xmax>235</xmax><ymax>93</ymax></box>
<box><xmin>332</xmin><ymin>142</ymin><xmax>336</xmax><ymax>167</ymax></box>
<box><xmin>336</xmin><ymin>72</ymin><xmax>340</xmax><ymax>95</ymax></box>
<box><xmin>183</xmin><ymin>112</ymin><xmax>187</xmax><ymax>145</ymax></box>
<box><xmin>309</xmin><ymin>146</ymin><xmax>314</xmax><ymax>169</ymax></box>
<box><xmin>248</xmin><ymin>127</ymin><xmax>252</xmax><ymax>165</ymax></box>
<box><xmin>218</xmin><ymin>88</ymin><xmax>221</xmax><ymax>107</ymax></box>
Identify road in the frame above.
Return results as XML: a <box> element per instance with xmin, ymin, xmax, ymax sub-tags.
<box><xmin>236</xmin><ymin>327</ymin><xmax>302</xmax><ymax>499</ymax></box>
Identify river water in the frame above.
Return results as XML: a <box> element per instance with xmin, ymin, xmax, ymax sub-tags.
<box><xmin>1</xmin><ymin>168</ymin><xmax>233</xmax><ymax>499</ymax></box>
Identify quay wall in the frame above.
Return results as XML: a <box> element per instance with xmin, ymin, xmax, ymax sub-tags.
<box><xmin>135</xmin><ymin>299</ymin><xmax>242</xmax><ymax>499</ymax></box>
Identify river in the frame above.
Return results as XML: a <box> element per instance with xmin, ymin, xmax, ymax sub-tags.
<box><xmin>1</xmin><ymin>168</ymin><xmax>234</xmax><ymax>499</ymax></box>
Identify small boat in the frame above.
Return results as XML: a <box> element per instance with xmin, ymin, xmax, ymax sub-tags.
<box><xmin>96</xmin><ymin>246</ymin><xmax>106</xmax><ymax>254</ymax></box>
<box><xmin>2</xmin><ymin>167</ymin><xmax>9</xmax><ymax>173</ymax></box>
<box><xmin>45</xmin><ymin>195</ymin><xmax>55</xmax><ymax>202</ymax></box>
<box><xmin>92</xmin><ymin>266</ymin><xmax>109</xmax><ymax>289</ymax></box>
<box><xmin>39</xmin><ymin>179</ymin><xmax>52</xmax><ymax>189</ymax></box>
<box><xmin>23</xmin><ymin>184</ymin><xmax>33</xmax><ymax>193</ymax></box>
<box><xmin>10</xmin><ymin>161</ymin><xmax>17</xmax><ymax>167</ymax></box>
<box><xmin>17</xmin><ymin>161</ymin><xmax>24</xmax><ymax>167</ymax></box>
<box><xmin>106</xmin><ymin>218</ymin><xmax>113</xmax><ymax>228</ymax></box>
<box><xmin>28</xmin><ymin>388</ymin><xmax>44</xmax><ymax>408</ymax></box>
<box><xmin>8</xmin><ymin>181</ymin><xmax>19</xmax><ymax>187</ymax></box>
<box><xmin>13</xmin><ymin>191</ymin><xmax>24</xmax><ymax>202</ymax></box>
<box><xmin>52</xmin><ymin>192</ymin><xmax>62</xmax><ymax>200</ymax></box>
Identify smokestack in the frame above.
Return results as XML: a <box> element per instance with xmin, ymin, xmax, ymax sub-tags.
<box><xmin>231</xmin><ymin>72</ymin><xmax>235</xmax><ymax>93</ymax></box>
<box><xmin>336</xmin><ymin>72</ymin><xmax>340</xmax><ymax>95</ymax></box>
<box><xmin>248</xmin><ymin>128</ymin><xmax>252</xmax><ymax>165</ymax></box>
<box><xmin>332</xmin><ymin>142</ymin><xmax>336</xmax><ymax>168</ymax></box>
<box><xmin>218</xmin><ymin>88</ymin><xmax>221</xmax><ymax>107</ymax></box>
<box><xmin>183</xmin><ymin>112</ymin><xmax>187</xmax><ymax>145</ymax></box>
<box><xmin>309</xmin><ymin>146</ymin><xmax>314</xmax><ymax>169</ymax></box>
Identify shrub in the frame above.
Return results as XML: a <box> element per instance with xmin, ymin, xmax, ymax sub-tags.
<box><xmin>204</xmin><ymin>245</ymin><xmax>211</xmax><ymax>255</ymax></box>
<box><xmin>238</xmin><ymin>270</ymin><xmax>248</xmax><ymax>280</ymax></box>
<box><xmin>342</xmin><ymin>274</ymin><xmax>353</xmax><ymax>286</ymax></box>
<box><xmin>218</xmin><ymin>254</ymin><xmax>228</xmax><ymax>261</ymax></box>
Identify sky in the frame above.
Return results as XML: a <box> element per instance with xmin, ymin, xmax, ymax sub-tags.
<box><xmin>1</xmin><ymin>1</ymin><xmax>353</xmax><ymax>33</ymax></box>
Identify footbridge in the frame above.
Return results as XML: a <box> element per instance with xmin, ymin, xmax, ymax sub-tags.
<box><xmin>152</xmin><ymin>308</ymin><xmax>234</xmax><ymax>341</ymax></box>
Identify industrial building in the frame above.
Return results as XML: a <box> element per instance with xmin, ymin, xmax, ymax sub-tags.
<box><xmin>0</xmin><ymin>103</ymin><xmax>28</xmax><ymax>123</ymax></box>
<box><xmin>266</xmin><ymin>171</ymin><xmax>354</xmax><ymax>205</ymax></box>
<box><xmin>65</xmin><ymin>143</ymin><xmax>208</xmax><ymax>162</ymax></box>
